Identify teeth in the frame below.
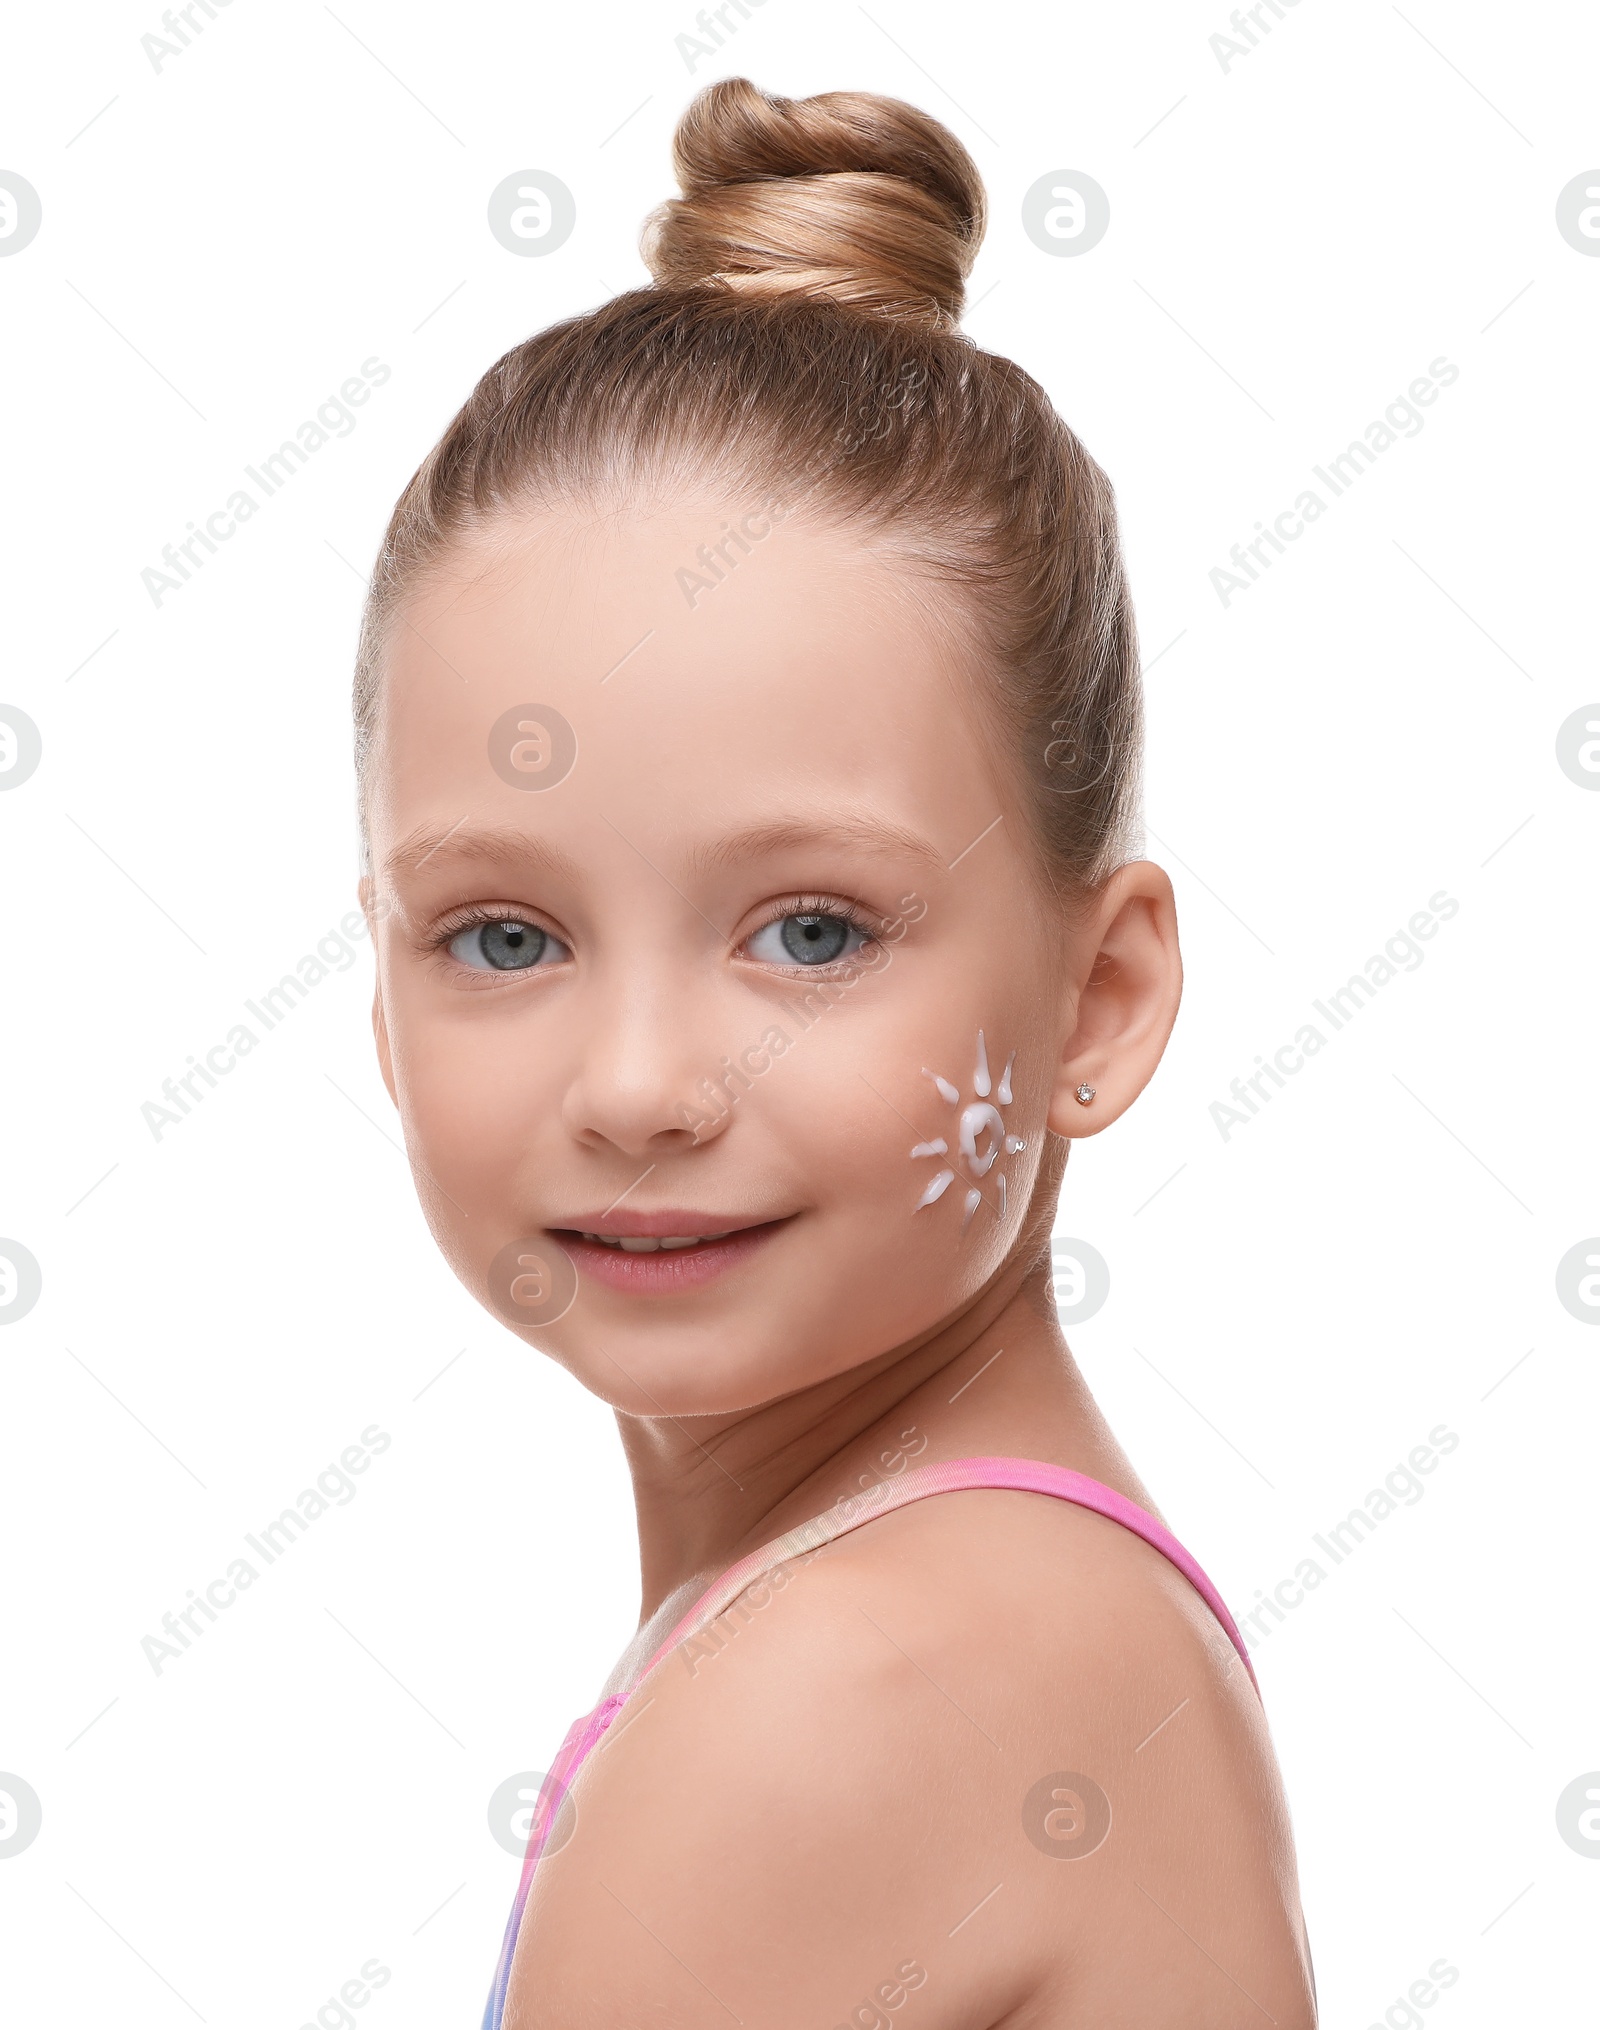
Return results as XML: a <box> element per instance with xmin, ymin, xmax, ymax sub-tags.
<box><xmin>575</xmin><ymin>1232</ymin><xmax>728</xmax><ymax>1251</ymax></box>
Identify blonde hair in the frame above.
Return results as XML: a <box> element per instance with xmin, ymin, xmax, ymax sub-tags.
<box><xmin>354</xmin><ymin>77</ymin><xmax>1142</xmax><ymax>900</ymax></box>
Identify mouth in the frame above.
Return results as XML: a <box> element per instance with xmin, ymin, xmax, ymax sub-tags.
<box><xmin>549</xmin><ymin>1213</ymin><xmax>795</xmax><ymax>1293</ymax></box>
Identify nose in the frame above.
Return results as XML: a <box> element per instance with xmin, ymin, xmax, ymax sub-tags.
<box><xmin>559</xmin><ymin>973</ymin><xmax>731</xmax><ymax>1159</ymax></box>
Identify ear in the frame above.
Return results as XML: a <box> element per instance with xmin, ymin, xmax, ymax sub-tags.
<box><xmin>1045</xmin><ymin>860</ymin><xmax>1182</xmax><ymax>1138</ymax></box>
<box><xmin>359</xmin><ymin>876</ymin><xmax>399</xmax><ymax>1109</ymax></box>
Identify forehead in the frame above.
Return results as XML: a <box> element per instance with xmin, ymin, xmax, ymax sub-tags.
<box><xmin>367</xmin><ymin>500</ymin><xmax>1020</xmax><ymax>861</ymax></box>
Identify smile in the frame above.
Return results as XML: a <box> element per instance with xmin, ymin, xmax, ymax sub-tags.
<box><xmin>552</xmin><ymin>1215</ymin><xmax>793</xmax><ymax>1292</ymax></box>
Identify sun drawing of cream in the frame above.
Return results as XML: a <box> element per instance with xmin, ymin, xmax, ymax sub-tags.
<box><xmin>913</xmin><ymin>1030</ymin><xmax>1027</xmax><ymax>1231</ymax></box>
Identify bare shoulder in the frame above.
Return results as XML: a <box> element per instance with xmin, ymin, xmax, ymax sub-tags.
<box><xmin>506</xmin><ymin>1486</ymin><xmax>1316</xmax><ymax>2029</ymax></box>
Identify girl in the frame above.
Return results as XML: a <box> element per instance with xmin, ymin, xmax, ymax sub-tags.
<box><xmin>354</xmin><ymin>77</ymin><xmax>1315</xmax><ymax>2029</ymax></box>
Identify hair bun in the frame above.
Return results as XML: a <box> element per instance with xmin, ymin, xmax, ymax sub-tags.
<box><xmin>641</xmin><ymin>77</ymin><xmax>986</xmax><ymax>329</ymax></box>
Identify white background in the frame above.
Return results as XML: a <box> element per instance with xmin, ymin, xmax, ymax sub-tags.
<box><xmin>1</xmin><ymin>1</ymin><xmax>1596</xmax><ymax>2024</ymax></box>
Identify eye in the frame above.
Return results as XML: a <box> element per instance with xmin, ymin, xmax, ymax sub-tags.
<box><xmin>447</xmin><ymin>917</ymin><xmax>569</xmax><ymax>972</ymax></box>
<box><xmin>746</xmin><ymin>912</ymin><xmax>867</xmax><ymax>967</ymax></box>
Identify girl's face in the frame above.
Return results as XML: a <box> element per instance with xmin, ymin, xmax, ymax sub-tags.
<box><xmin>364</xmin><ymin>500</ymin><xmax>1091</xmax><ymax>1416</ymax></box>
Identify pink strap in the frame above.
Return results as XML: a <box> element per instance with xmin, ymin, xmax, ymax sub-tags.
<box><xmin>634</xmin><ymin>1454</ymin><xmax>1258</xmax><ymax>1697</ymax></box>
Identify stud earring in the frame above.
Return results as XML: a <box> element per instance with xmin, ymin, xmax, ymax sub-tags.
<box><xmin>1074</xmin><ymin>1083</ymin><xmax>1096</xmax><ymax>1106</ymax></box>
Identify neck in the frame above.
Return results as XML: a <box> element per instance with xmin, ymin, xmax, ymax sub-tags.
<box><xmin>612</xmin><ymin>1202</ymin><xmax>1148</xmax><ymax>1652</ymax></box>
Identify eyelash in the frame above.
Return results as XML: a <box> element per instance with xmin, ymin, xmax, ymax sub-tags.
<box><xmin>424</xmin><ymin>895</ymin><xmax>880</xmax><ymax>965</ymax></box>
<box><xmin>741</xmin><ymin>894</ymin><xmax>881</xmax><ymax>964</ymax></box>
<box><xmin>424</xmin><ymin>903</ymin><xmax>559</xmax><ymax>958</ymax></box>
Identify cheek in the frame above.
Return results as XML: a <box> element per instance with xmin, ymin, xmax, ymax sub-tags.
<box><xmin>382</xmin><ymin>971</ymin><xmax>559</xmax><ymax>1204</ymax></box>
<box><xmin>762</xmin><ymin>1003</ymin><xmax>1045</xmax><ymax>1249</ymax></box>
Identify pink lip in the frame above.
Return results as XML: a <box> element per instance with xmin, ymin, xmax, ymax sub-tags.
<box><xmin>559</xmin><ymin>1209</ymin><xmax>771</xmax><ymax>1239</ymax></box>
<box><xmin>552</xmin><ymin>1214</ymin><xmax>792</xmax><ymax>1294</ymax></box>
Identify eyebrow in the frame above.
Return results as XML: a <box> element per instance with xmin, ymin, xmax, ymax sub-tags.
<box><xmin>386</xmin><ymin>812</ymin><xmax>947</xmax><ymax>885</ymax></box>
<box><xmin>685</xmin><ymin>813</ymin><xmax>947</xmax><ymax>876</ymax></box>
<box><xmin>383</xmin><ymin>822</ymin><xmax>581</xmax><ymax>883</ymax></box>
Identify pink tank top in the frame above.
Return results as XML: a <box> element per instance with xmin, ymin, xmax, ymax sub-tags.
<box><xmin>481</xmin><ymin>1455</ymin><xmax>1258</xmax><ymax>2028</ymax></box>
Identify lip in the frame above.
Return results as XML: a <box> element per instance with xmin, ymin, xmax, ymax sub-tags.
<box><xmin>551</xmin><ymin>1213</ymin><xmax>793</xmax><ymax>1294</ymax></box>
<box><xmin>558</xmin><ymin>1209</ymin><xmax>773</xmax><ymax>1239</ymax></box>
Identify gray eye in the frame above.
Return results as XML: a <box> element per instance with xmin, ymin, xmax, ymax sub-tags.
<box><xmin>449</xmin><ymin>919</ymin><xmax>563</xmax><ymax>971</ymax></box>
<box><xmin>747</xmin><ymin>913</ymin><xmax>864</xmax><ymax>966</ymax></box>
